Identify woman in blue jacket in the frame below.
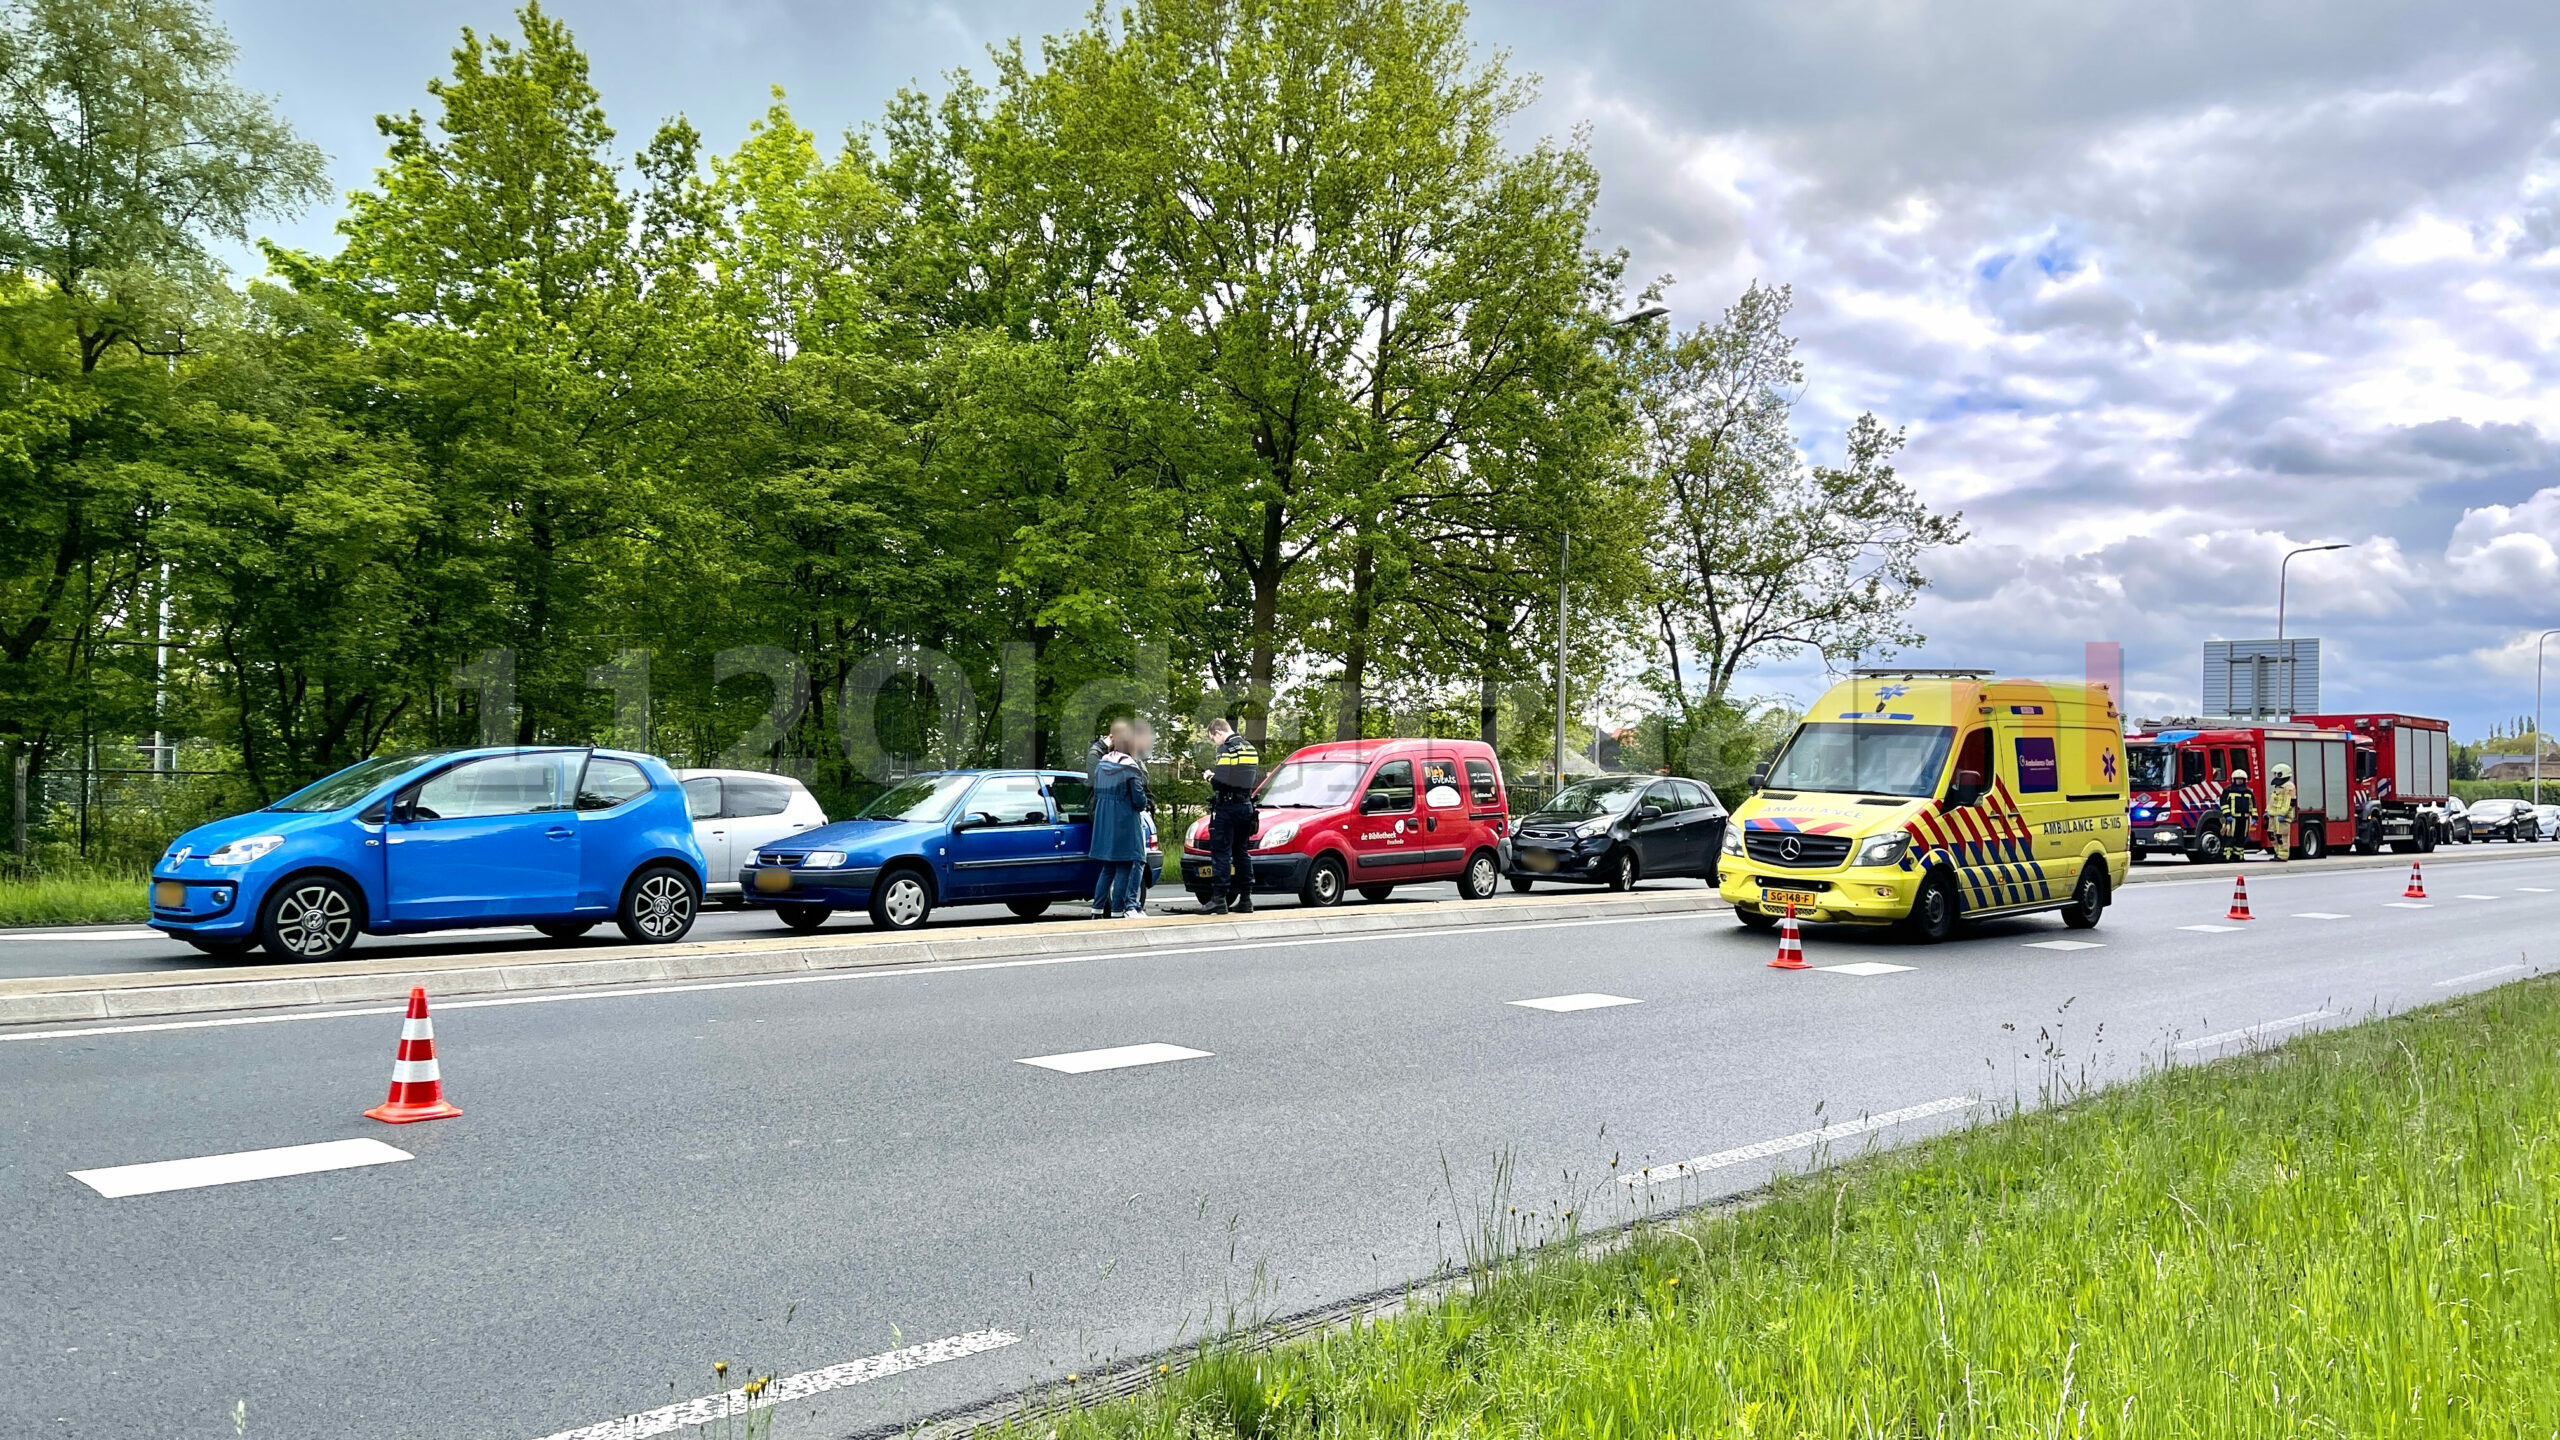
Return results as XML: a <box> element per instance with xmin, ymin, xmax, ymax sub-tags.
<box><xmin>1090</xmin><ymin>726</ymin><xmax>1151</xmax><ymax>918</ymax></box>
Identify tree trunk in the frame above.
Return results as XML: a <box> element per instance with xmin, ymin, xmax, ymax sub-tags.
<box><xmin>1478</xmin><ymin>611</ymin><xmax>1508</xmax><ymax>747</ymax></box>
<box><xmin>1334</xmin><ymin>532</ymin><xmax>1376</xmax><ymax>741</ymax></box>
<box><xmin>1244</xmin><ymin>500</ymin><xmax>1286</xmax><ymax>750</ymax></box>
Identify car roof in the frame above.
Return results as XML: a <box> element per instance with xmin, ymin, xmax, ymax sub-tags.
<box><xmin>1278</xmin><ymin>738</ymin><xmax>1495</xmax><ymax>762</ymax></box>
<box><xmin>675</xmin><ymin>767</ymin><xmax>813</xmax><ymax>785</ymax></box>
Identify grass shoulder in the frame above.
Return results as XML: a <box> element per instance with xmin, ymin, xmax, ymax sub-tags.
<box><xmin>0</xmin><ymin>870</ymin><xmax>148</xmax><ymax>928</ymax></box>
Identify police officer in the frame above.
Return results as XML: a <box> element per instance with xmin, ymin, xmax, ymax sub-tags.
<box><xmin>2265</xmin><ymin>762</ymin><xmax>2296</xmax><ymax>863</ymax></box>
<box><xmin>2219</xmin><ymin>768</ymin><xmax>2257</xmax><ymax>861</ymax></box>
<box><xmin>1201</xmin><ymin>717</ymin><xmax>1261</xmax><ymax>914</ymax></box>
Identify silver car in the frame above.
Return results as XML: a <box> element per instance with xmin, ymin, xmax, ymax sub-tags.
<box><xmin>677</xmin><ymin>769</ymin><xmax>830</xmax><ymax>899</ymax></box>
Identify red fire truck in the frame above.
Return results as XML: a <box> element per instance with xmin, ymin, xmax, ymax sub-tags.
<box><xmin>2124</xmin><ymin>713</ymin><xmax>2450</xmax><ymax>862</ymax></box>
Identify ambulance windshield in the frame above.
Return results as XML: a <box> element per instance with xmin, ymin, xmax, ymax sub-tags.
<box><xmin>1762</xmin><ymin>723</ymin><xmax>1955</xmax><ymax>799</ymax></box>
<box><xmin>2126</xmin><ymin>745</ymin><xmax>2172</xmax><ymax>790</ymax></box>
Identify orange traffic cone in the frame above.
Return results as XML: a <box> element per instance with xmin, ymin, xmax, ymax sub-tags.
<box><xmin>1767</xmin><ymin>904</ymin><xmax>1808</xmax><ymax>969</ymax></box>
<box><xmin>365</xmin><ymin>986</ymin><xmax>462</xmax><ymax>1124</ymax></box>
<box><xmin>2226</xmin><ymin>874</ymin><xmax>2255</xmax><ymax>922</ymax></box>
<box><xmin>2402</xmin><ymin>861</ymin><xmax>2426</xmax><ymax>900</ymax></box>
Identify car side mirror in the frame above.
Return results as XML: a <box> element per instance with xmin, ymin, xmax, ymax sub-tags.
<box><xmin>1748</xmin><ymin>763</ymin><xmax>1768</xmax><ymax>794</ymax></box>
<box><xmin>1635</xmin><ymin>804</ymin><xmax>1663</xmax><ymax>823</ymax></box>
<box><xmin>1360</xmin><ymin>791</ymin><xmax>1394</xmax><ymax>815</ymax></box>
<box><xmin>954</xmin><ymin>810</ymin><xmax>1000</xmax><ymax>831</ymax></box>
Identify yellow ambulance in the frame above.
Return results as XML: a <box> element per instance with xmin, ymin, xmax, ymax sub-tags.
<box><xmin>1718</xmin><ymin>669</ymin><xmax>2131</xmax><ymax>941</ymax></box>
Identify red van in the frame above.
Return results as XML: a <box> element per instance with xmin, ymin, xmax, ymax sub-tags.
<box><xmin>1180</xmin><ymin>738</ymin><xmax>1510</xmax><ymax>906</ymax></box>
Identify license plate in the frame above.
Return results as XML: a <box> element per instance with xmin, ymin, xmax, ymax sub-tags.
<box><xmin>1519</xmin><ymin>848</ymin><xmax>1558</xmax><ymax>872</ymax></box>
<box><xmin>753</xmin><ymin>869</ymin><xmax>793</xmax><ymax>893</ymax></box>
<box><xmin>1761</xmin><ymin>888</ymin><xmax>1820</xmax><ymax>909</ymax></box>
<box><xmin>152</xmin><ymin>880</ymin><xmax>186</xmax><ymax>908</ymax></box>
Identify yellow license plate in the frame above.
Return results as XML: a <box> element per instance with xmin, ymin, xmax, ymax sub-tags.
<box><xmin>753</xmin><ymin>869</ymin><xmax>793</xmax><ymax>893</ymax></box>
<box><xmin>1761</xmin><ymin>888</ymin><xmax>1820</xmax><ymax>909</ymax></box>
<box><xmin>153</xmin><ymin>880</ymin><xmax>186</xmax><ymax>908</ymax></box>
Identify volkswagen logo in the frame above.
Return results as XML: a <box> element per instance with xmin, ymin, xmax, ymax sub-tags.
<box><xmin>1778</xmin><ymin>835</ymin><xmax>1804</xmax><ymax>861</ymax></box>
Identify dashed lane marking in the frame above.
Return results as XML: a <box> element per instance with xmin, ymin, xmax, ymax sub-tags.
<box><xmin>1509</xmin><ymin>993</ymin><xmax>1640</xmax><ymax>1012</ymax></box>
<box><xmin>530</xmin><ymin>1330</ymin><xmax>1022</xmax><ymax>1440</ymax></box>
<box><xmin>1623</xmin><ymin>1096</ymin><xmax>1979</xmax><ymax>1187</ymax></box>
<box><xmin>2520</xmin><ymin>886</ymin><xmax>2554</xmax><ymax>893</ymax></box>
<box><xmin>1018</xmin><ymin>1042</ymin><xmax>1212</xmax><ymax>1074</ymax></box>
<box><xmin>2458</xmin><ymin>894</ymin><xmax>2500</xmax><ymax>901</ymax></box>
<box><xmin>0</xmin><ymin>928</ymin><xmax>164</xmax><ymax>942</ymax></box>
<box><xmin>2022</xmin><ymin>939</ymin><xmax>2102</xmax><ymax>951</ymax></box>
<box><xmin>2178</xmin><ymin>924</ymin><xmax>2241</xmax><ymax>933</ymax></box>
<box><xmin>2383</xmin><ymin>902</ymin><xmax>2432</xmax><ymax>909</ymax></box>
<box><xmin>71</xmin><ymin>1138</ymin><xmax>410</xmax><ymax>1198</ymax></box>
<box><xmin>2434</xmin><ymin>963</ymin><xmax>2527</xmax><ymax>988</ymax></box>
<box><xmin>2291</xmin><ymin>912</ymin><xmax>2350</xmax><ymax>920</ymax></box>
<box><xmin>1815</xmin><ymin>961</ymin><xmax>1914</xmax><ymax>976</ymax></box>
<box><xmin>2174</xmin><ymin>1009</ymin><xmax>2340</xmax><ymax>1052</ymax></box>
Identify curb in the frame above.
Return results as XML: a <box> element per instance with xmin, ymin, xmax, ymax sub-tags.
<box><xmin>0</xmin><ymin>890</ymin><xmax>1728</xmax><ymax>1029</ymax></box>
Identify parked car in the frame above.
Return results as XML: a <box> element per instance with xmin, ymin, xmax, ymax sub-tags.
<box><xmin>1180</xmin><ymin>738</ymin><xmax>1510</xmax><ymax>907</ymax></box>
<box><xmin>148</xmin><ymin>747</ymin><xmax>708</xmax><ymax>962</ymax></box>
<box><xmin>2463</xmin><ymin>797</ymin><xmax>2540</xmax><ymax>842</ymax></box>
<box><xmin>677</xmin><ymin>769</ymin><xmax>829</xmax><ymax>902</ymax></box>
<box><xmin>2425</xmin><ymin>801</ymin><xmax>2472</xmax><ymax>844</ymax></box>
<box><xmin>2537</xmin><ymin>803</ymin><xmax>2560</xmax><ymax>841</ymax></box>
<box><xmin>739</xmin><ymin>769</ymin><xmax>1102</xmax><ymax>931</ymax></box>
<box><xmin>1506</xmin><ymin>775</ymin><xmax>1726</xmax><ymax>892</ymax></box>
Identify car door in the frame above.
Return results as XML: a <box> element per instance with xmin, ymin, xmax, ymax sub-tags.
<box><xmin>1044</xmin><ymin>773</ymin><xmax>1102</xmax><ymax>896</ymax></box>
<box><xmin>1415</xmin><ymin>752</ymin><xmax>1470</xmax><ymax>877</ymax></box>
<box><xmin>1628</xmin><ymin>781</ymin><xmax>1692</xmax><ymax>875</ymax></box>
<box><xmin>1683</xmin><ymin>780</ymin><xmax>1729</xmax><ymax>880</ymax></box>
<box><xmin>943</xmin><ymin>773</ymin><xmax>1071</xmax><ymax>900</ymax></box>
<box><xmin>1347</xmin><ymin>758</ymin><xmax>1418</xmax><ymax>878</ymax></box>
<box><xmin>682</xmin><ymin>776</ymin><xmax>728</xmax><ymax>882</ymax></box>
<box><xmin>387</xmin><ymin>753</ymin><xmax>580</xmax><ymax>922</ymax></box>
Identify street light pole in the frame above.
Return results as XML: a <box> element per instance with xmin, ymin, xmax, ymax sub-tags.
<box><xmin>2276</xmin><ymin>543</ymin><xmax>2350</xmax><ymax>719</ymax></box>
<box><xmin>2537</xmin><ymin>629</ymin><xmax>2560</xmax><ymax>807</ymax></box>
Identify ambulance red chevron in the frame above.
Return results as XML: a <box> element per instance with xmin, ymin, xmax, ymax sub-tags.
<box><xmin>1719</xmin><ymin>669</ymin><xmax>2130</xmax><ymax>942</ymax></box>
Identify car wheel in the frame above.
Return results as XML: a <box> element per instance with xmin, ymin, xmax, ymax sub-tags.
<box><xmin>1005</xmin><ymin>898</ymin><xmax>1053</xmax><ymax>919</ymax></box>
<box><xmin>1736</xmin><ymin>907</ymin><xmax>1778</xmax><ymax>932</ymax></box>
<box><xmin>777</xmin><ymin>903</ymin><xmax>833</xmax><ymax>932</ymax></box>
<box><xmin>1901</xmin><ymin>873</ymin><xmax>1959</xmax><ymax>943</ymax></box>
<box><xmin>1459</xmin><ymin>849</ymin><xmax>1500</xmax><ymax>900</ymax></box>
<box><xmin>1358</xmin><ymin>883</ymin><xmax>1396</xmax><ymax>903</ymax></box>
<box><xmin>2060</xmin><ymin>862</ymin><xmax>2108</xmax><ymax>929</ymax></box>
<box><xmin>184</xmin><ymin>935</ymin><xmax>260</xmax><ymax>960</ymax></box>
<box><xmin>1509</xmin><ymin>876</ymin><xmax>1534</xmax><ymax>893</ymax></box>
<box><xmin>615</xmin><ymin>866</ymin><xmax>699</xmax><ymax>944</ymax></box>
<box><xmin>534</xmin><ymin>920</ymin><xmax>598</xmax><ymax>940</ymax></box>
<box><xmin>1299</xmin><ymin>854</ymin><xmax>1346</xmax><ymax>908</ymax></box>
<box><xmin>1605</xmin><ymin>850</ymin><xmax>1639</xmax><ymax>891</ymax></box>
<box><xmin>257</xmin><ymin>874</ymin><xmax>360</xmax><ymax>962</ymax></box>
<box><xmin>2299</xmin><ymin>825</ymin><xmax>2327</xmax><ymax>860</ymax></box>
<box><xmin>868</xmin><ymin>867</ymin><xmax>933</xmax><ymax>930</ymax></box>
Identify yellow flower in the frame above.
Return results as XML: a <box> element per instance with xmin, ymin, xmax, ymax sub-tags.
<box><xmin>714</xmin><ymin>1362</ymin><xmax>729</xmax><ymax>1376</ymax></box>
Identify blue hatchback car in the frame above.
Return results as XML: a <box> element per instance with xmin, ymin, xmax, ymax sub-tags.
<box><xmin>739</xmin><ymin>768</ymin><xmax>1105</xmax><ymax>931</ymax></box>
<box><xmin>149</xmin><ymin>747</ymin><xmax>708</xmax><ymax>962</ymax></box>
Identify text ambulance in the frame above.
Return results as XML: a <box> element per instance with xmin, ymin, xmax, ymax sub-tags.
<box><xmin>1718</xmin><ymin>669</ymin><xmax>2131</xmax><ymax>941</ymax></box>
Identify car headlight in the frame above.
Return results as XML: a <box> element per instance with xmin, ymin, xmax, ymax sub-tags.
<box><xmin>1721</xmin><ymin>827</ymin><xmax>1746</xmax><ymax>856</ymax></box>
<box><xmin>801</xmin><ymin>851</ymin><xmax>848</xmax><ymax>869</ymax></box>
<box><xmin>1574</xmin><ymin>818</ymin><xmax>1613</xmax><ymax>839</ymax></box>
<box><xmin>206</xmin><ymin>835</ymin><xmax>285</xmax><ymax>867</ymax></box>
<box><xmin>1855</xmin><ymin>832</ymin><xmax>1909</xmax><ymax>867</ymax></box>
<box><xmin>1256</xmin><ymin>821</ymin><xmax>1299</xmax><ymax>850</ymax></box>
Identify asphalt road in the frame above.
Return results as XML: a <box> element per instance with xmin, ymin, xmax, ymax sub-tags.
<box><xmin>4</xmin><ymin>852</ymin><xmax>2554</xmax><ymax>1439</ymax></box>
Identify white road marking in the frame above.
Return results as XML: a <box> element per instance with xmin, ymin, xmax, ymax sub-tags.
<box><xmin>2519</xmin><ymin>886</ymin><xmax>2554</xmax><ymax>893</ymax></box>
<box><xmin>2383</xmin><ymin>901</ymin><xmax>2433</xmax><ymax>909</ymax></box>
<box><xmin>70</xmin><ymin>1138</ymin><xmax>411</xmax><ymax>1197</ymax></box>
<box><xmin>1814</xmin><ymin>960</ymin><xmax>1914</xmax><ymax>976</ymax></box>
<box><xmin>0</xmin><ymin>928</ymin><xmax>163</xmax><ymax>942</ymax></box>
<box><xmin>2174</xmin><ymin>1009</ymin><xmax>2340</xmax><ymax>1052</ymax></box>
<box><xmin>1509</xmin><ymin>993</ymin><xmax>1640</xmax><ymax>1012</ymax></box>
<box><xmin>1623</xmin><ymin>1096</ymin><xmax>1979</xmax><ymax>1187</ymax></box>
<box><xmin>2458</xmin><ymin>894</ymin><xmax>2500</xmax><ymax>901</ymax></box>
<box><xmin>2291</xmin><ymin>912</ymin><xmax>2350</xmax><ymax>920</ymax></box>
<box><xmin>2177</xmin><ymin>923</ymin><xmax>2241</xmax><ymax>933</ymax></box>
<box><xmin>1018</xmin><ymin>1042</ymin><xmax>1212</xmax><ymax>1074</ymax></box>
<box><xmin>2022</xmin><ymin>939</ymin><xmax>2103</xmax><ymax>951</ymax></box>
<box><xmin>531</xmin><ymin>1329</ymin><xmax>1021</xmax><ymax>1440</ymax></box>
<box><xmin>2434</xmin><ymin>964</ymin><xmax>2526</xmax><ymax>988</ymax></box>
<box><xmin>2</xmin><ymin>911</ymin><xmax>1698</xmax><ymax>1045</ymax></box>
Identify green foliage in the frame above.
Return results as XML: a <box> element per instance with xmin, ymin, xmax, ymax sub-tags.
<box><xmin>0</xmin><ymin>867</ymin><xmax>148</xmax><ymax>927</ymax></box>
<box><xmin>1028</xmin><ymin>978</ymin><xmax>2560</xmax><ymax>1438</ymax></box>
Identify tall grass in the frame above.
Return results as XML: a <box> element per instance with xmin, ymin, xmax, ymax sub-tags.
<box><xmin>1034</xmin><ymin>978</ymin><xmax>2560</xmax><ymax>1438</ymax></box>
<box><xmin>0</xmin><ymin>869</ymin><xmax>147</xmax><ymax>928</ymax></box>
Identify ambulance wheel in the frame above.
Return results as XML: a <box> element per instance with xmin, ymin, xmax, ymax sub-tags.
<box><xmin>2298</xmin><ymin>826</ymin><xmax>2326</xmax><ymax>860</ymax></box>
<box><xmin>2061</xmin><ymin>863</ymin><xmax>2108</xmax><ymax>929</ymax></box>
<box><xmin>1509</xmin><ymin>876</ymin><xmax>1534</xmax><ymax>893</ymax></box>
<box><xmin>1736</xmin><ymin>907</ymin><xmax>1778</xmax><ymax>932</ymax></box>
<box><xmin>1902</xmin><ymin>875</ymin><xmax>1959</xmax><ymax>944</ymax></box>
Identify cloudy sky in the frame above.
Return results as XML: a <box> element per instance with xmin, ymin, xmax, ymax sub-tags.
<box><xmin>220</xmin><ymin>0</ymin><xmax>2560</xmax><ymax>739</ymax></box>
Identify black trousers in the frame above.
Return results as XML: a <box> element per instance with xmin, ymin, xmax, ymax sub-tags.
<box><xmin>1207</xmin><ymin>799</ymin><xmax>1257</xmax><ymax>900</ymax></box>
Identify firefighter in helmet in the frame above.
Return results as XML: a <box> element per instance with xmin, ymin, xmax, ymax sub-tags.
<box><xmin>2265</xmin><ymin>762</ymin><xmax>2297</xmax><ymax>862</ymax></box>
<box><xmin>2217</xmin><ymin>768</ymin><xmax>2257</xmax><ymax>861</ymax></box>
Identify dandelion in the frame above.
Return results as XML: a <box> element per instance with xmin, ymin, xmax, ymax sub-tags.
<box><xmin>714</xmin><ymin>1361</ymin><xmax>729</xmax><ymax>1377</ymax></box>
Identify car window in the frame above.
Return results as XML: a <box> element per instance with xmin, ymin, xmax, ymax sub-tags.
<box><xmin>2177</xmin><ymin>749</ymin><xmax>2205</xmax><ymax>789</ymax></box>
<box><xmin>966</xmin><ymin>774</ymin><xmax>1052</xmax><ymax>825</ymax></box>
<box><xmin>1364</xmin><ymin>759</ymin><xmax>1415</xmax><ymax>813</ymax></box>
<box><xmin>267</xmin><ymin>750</ymin><xmax>454</xmax><ymax>813</ymax></box>
<box><xmin>1529</xmin><ymin>776</ymin><xmax>1649</xmax><ymax>819</ymax></box>
<box><xmin>855</xmin><ymin>774</ymin><xmax>974</xmax><ymax>822</ymax></box>
<box><xmin>1259</xmin><ymin>761</ymin><xmax>1364</xmax><ymax>808</ymax></box>
<box><xmin>723</xmin><ymin>775</ymin><xmax>796</xmax><ymax>818</ymax></box>
<box><xmin>408</xmin><ymin>755</ymin><xmax>564</xmax><ymax>820</ymax></box>
<box><xmin>1675</xmin><ymin>779</ymin><xmax>1718</xmax><ymax>812</ymax></box>
<box><xmin>1047</xmin><ymin>774</ymin><xmax>1093</xmax><ymax>821</ymax></box>
<box><xmin>577</xmin><ymin>757</ymin><xmax>652</xmax><ymax>811</ymax></box>
<box><xmin>1465</xmin><ymin>758</ymin><xmax>1499</xmax><ymax>807</ymax></box>
<box><xmin>1642</xmin><ymin>781</ymin><xmax>1684</xmax><ymax>815</ymax></box>
<box><xmin>682</xmin><ymin>776</ymin><xmax>722</xmax><ymax>820</ymax></box>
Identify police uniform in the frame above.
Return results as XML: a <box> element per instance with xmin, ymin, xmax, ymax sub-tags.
<box><xmin>1204</xmin><ymin>732</ymin><xmax>1261</xmax><ymax>912</ymax></box>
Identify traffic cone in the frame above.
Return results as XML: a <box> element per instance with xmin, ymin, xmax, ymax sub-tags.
<box><xmin>1767</xmin><ymin>904</ymin><xmax>1808</xmax><ymax>970</ymax></box>
<box><xmin>2226</xmin><ymin>874</ymin><xmax>2255</xmax><ymax>922</ymax></box>
<box><xmin>2402</xmin><ymin>861</ymin><xmax>2426</xmax><ymax>900</ymax></box>
<box><xmin>365</xmin><ymin>987</ymin><xmax>462</xmax><ymax>1124</ymax></box>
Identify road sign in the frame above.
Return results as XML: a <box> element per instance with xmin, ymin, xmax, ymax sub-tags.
<box><xmin>2203</xmin><ymin>639</ymin><xmax>2318</xmax><ymax>719</ymax></box>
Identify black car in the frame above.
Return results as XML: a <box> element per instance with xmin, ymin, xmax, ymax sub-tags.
<box><xmin>1506</xmin><ymin>775</ymin><xmax>1726</xmax><ymax>891</ymax></box>
<box><xmin>2463</xmin><ymin>798</ymin><xmax>2540</xmax><ymax>843</ymax></box>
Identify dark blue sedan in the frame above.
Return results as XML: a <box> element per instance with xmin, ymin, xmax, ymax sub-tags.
<box><xmin>148</xmin><ymin>747</ymin><xmax>708</xmax><ymax>961</ymax></box>
<box><xmin>740</xmin><ymin>769</ymin><xmax>1103</xmax><ymax>931</ymax></box>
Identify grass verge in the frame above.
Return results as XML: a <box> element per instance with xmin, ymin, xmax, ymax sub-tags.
<box><xmin>1023</xmin><ymin>978</ymin><xmax>2560</xmax><ymax>1438</ymax></box>
<box><xmin>0</xmin><ymin>870</ymin><xmax>148</xmax><ymax>928</ymax></box>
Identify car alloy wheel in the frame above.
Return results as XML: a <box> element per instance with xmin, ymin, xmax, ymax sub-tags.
<box><xmin>267</xmin><ymin>879</ymin><xmax>355</xmax><ymax>960</ymax></box>
<box><xmin>874</xmin><ymin>872</ymin><xmax>930</xmax><ymax>929</ymax></box>
<box><xmin>1606</xmin><ymin>851</ymin><xmax>1638</xmax><ymax>891</ymax></box>
<box><xmin>1462</xmin><ymin>850</ymin><xmax>1499</xmax><ymax>900</ymax></box>
<box><xmin>618</xmin><ymin>867</ymin><xmax>699</xmax><ymax>943</ymax></box>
